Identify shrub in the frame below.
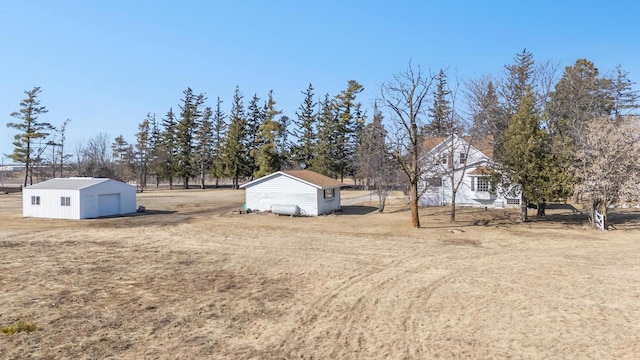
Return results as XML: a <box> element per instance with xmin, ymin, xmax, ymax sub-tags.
<box><xmin>0</xmin><ymin>320</ymin><xmax>38</xmax><ymax>335</ymax></box>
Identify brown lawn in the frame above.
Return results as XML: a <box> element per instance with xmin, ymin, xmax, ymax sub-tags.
<box><xmin>1</xmin><ymin>188</ymin><xmax>640</xmax><ymax>359</ymax></box>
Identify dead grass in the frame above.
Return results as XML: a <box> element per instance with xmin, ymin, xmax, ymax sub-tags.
<box><xmin>1</xmin><ymin>188</ymin><xmax>640</xmax><ymax>359</ymax></box>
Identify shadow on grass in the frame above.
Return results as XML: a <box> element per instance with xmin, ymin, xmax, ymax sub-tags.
<box><xmin>338</xmin><ymin>205</ymin><xmax>379</xmax><ymax>216</ymax></box>
<box><xmin>0</xmin><ymin>186</ymin><xmax>21</xmax><ymax>194</ymax></box>
<box><xmin>134</xmin><ymin>209</ymin><xmax>178</xmax><ymax>216</ymax></box>
<box><xmin>518</xmin><ymin>206</ymin><xmax>640</xmax><ymax>230</ymax></box>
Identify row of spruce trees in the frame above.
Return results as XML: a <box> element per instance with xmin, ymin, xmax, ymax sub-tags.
<box><xmin>120</xmin><ymin>81</ymin><xmax>368</xmax><ymax>190</ymax></box>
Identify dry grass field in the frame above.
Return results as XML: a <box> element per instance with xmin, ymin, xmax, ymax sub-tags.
<box><xmin>1</xmin><ymin>188</ymin><xmax>640</xmax><ymax>359</ymax></box>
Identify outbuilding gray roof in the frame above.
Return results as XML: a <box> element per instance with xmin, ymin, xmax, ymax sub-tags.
<box><xmin>240</xmin><ymin>170</ymin><xmax>344</xmax><ymax>190</ymax></box>
<box><xmin>25</xmin><ymin>177</ymin><xmax>111</xmax><ymax>190</ymax></box>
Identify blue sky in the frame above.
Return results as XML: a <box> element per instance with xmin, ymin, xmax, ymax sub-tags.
<box><xmin>1</xmin><ymin>0</ymin><xmax>638</xmax><ymax>160</ymax></box>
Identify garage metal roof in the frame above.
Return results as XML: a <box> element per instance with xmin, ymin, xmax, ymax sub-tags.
<box><xmin>24</xmin><ymin>177</ymin><xmax>111</xmax><ymax>190</ymax></box>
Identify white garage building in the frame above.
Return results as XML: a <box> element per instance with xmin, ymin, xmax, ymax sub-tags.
<box><xmin>23</xmin><ymin>177</ymin><xmax>136</xmax><ymax>219</ymax></box>
<box><xmin>240</xmin><ymin>170</ymin><xmax>343</xmax><ymax>216</ymax></box>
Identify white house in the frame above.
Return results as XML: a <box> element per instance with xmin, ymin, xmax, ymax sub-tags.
<box><xmin>23</xmin><ymin>177</ymin><xmax>136</xmax><ymax>219</ymax></box>
<box><xmin>419</xmin><ymin>135</ymin><xmax>520</xmax><ymax>208</ymax></box>
<box><xmin>239</xmin><ymin>170</ymin><xmax>343</xmax><ymax>216</ymax></box>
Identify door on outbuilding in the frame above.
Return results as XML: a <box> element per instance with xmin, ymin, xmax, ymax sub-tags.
<box><xmin>98</xmin><ymin>194</ymin><xmax>120</xmax><ymax>217</ymax></box>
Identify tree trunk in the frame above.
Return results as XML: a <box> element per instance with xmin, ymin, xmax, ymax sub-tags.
<box><xmin>169</xmin><ymin>177</ymin><xmax>173</xmax><ymax>190</ymax></box>
<box><xmin>200</xmin><ymin>168</ymin><xmax>206</xmax><ymax>189</ymax></box>
<box><xmin>520</xmin><ymin>193</ymin><xmax>528</xmax><ymax>222</ymax></box>
<box><xmin>409</xmin><ymin>179</ymin><xmax>420</xmax><ymax>228</ymax></box>
<box><xmin>215</xmin><ymin>177</ymin><xmax>219</xmax><ymax>188</ymax></box>
<box><xmin>377</xmin><ymin>185</ymin><xmax>386</xmax><ymax>213</ymax></box>
<box><xmin>24</xmin><ymin>143</ymin><xmax>30</xmax><ymax>187</ymax></box>
<box><xmin>450</xmin><ymin>190</ymin><xmax>457</xmax><ymax>223</ymax></box>
<box><xmin>183</xmin><ymin>177</ymin><xmax>189</xmax><ymax>189</ymax></box>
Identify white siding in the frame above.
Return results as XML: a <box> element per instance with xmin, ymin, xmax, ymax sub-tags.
<box><xmin>23</xmin><ymin>188</ymin><xmax>81</xmax><ymax>219</ymax></box>
<box><xmin>82</xmin><ymin>181</ymin><xmax>136</xmax><ymax>218</ymax></box>
<box><xmin>22</xmin><ymin>179</ymin><xmax>136</xmax><ymax>219</ymax></box>
<box><xmin>420</xmin><ymin>135</ymin><xmax>517</xmax><ymax>208</ymax></box>
<box><xmin>80</xmin><ymin>195</ymin><xmax>98</xmax><ymax>219</ymax></box>
<box><xmin>316</xmin><ymin>188</ymin><xmax>341</xmax><ymax>215</ymax></box>
<box><xmin>244</xmin><ymin>174</ymin><xmax>319</xmax><ymax>216</ymax></box>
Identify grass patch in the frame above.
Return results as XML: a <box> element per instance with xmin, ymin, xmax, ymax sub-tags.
<box><xmin>1</xmin><ymin>320</ymin><xmax>38</xmax><ymax>335</ymax></box>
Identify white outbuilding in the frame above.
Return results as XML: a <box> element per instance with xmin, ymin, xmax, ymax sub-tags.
<box><xmin>240</xmin><ymin>170</ymin><xmax>343</xmax><ymax>216</ymax></box>
<box><xmin>22</xmin><ymin>177</ymin><xmax>136</xmax><ymax>219</ymax></box>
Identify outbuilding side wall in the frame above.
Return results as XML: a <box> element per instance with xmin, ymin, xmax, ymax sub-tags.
<box><xmin>23</xmin><ymin>188</ymin><xmax>81</xmax><ymax>219</ymax></box>
<box><xmin>244</xmin><ymin>174</ymin><xmax>319</xmax><ymax>216</ymax></box>
<box><xmin>316</xmin><ymin>188</ymin><xmax>341</xmax><ymax>215</ymax></box>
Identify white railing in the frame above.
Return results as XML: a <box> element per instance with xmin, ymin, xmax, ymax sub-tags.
<box><xmin>594</xmin><ymin>210</ymin><xmax>605</xmax><ymax>230</ymax></box>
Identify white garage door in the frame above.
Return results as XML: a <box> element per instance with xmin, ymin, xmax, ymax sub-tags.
<box><xmin>98</xmin><ymin>194</ymin><xmax>120</xmax><ymax>217</ymax></box>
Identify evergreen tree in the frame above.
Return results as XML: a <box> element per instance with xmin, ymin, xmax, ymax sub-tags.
<box><xmin>495</xmin><ymin>49</ymin><xmax>536</xmax><ymax>155</ymax></box>
<box><xmin>194</xmin><ymin>106</ymin><xmax>214</xmax><ymax>189</ymax></box>
<box><xmin>134</xmin><ymin>114</ymin><xmax>153</xmax><ymax>191</ymax></box>
<box><xmin>148</xmin><ymin>113</ymin><xmax>162</xmax><ymax>187</ymax></box>
<box><xmin>223</xmin><ymin>86</ymin><xmax>247</xmax><ymax>189</ymax></box>
<box><xmin>159</xmin><ymin>108</ymin><xmax>178</xmax><ymax>189</ymax></box>
<box><xmin>468</xmin><ymin>79</ymin><xmax>502</xmax><ymax>139</ymax></box>
<box><xmin>499</xmin><ymin>89</ymin><xmax>552</xmax><ymax>222</ymax></box>
<box><xmin>211</xmin><ymin>97</ymin><xmax>227</xmax><ymax>187</ymax></box>
<box><xmin>254</xmin><ymin>90</ymin><xmax>282</xmax><ymax>178</ymax></box>
<box><xmin>245</xmin><ymin>93</ymin><xmax>264</xmax><ymax>179</ymax></box>
<box><xmin>425</xmin><ymin>69</ymin><xmax>452</xmax><ymax>137</ymax></box>
<box><xmin>311</xmin><ymin>94</ymin><xmax>338</xmax><ymax>177</ymax></box>
<box><xmin>609</xmin><ymin>65</ymin><xmax>639</xmax><ymax>118</ymax></box>
<box><xmin>277</xmin><ymin>115</ymin><xmax>292</xmax><ymax>169</ymax></box>
<box><xmin>334</xmin><ymin>80</ymin><xmax>364</xmax><ymax>181</ymax></box>
<box><xmin>547</xmin><ymin>59</ymin><xmax>610</xmax><ymax>143</ymax></box>
<box><xmin>175</xmin><ymin>87</ymin><xmax>206</xmax><ymax>189</ymax></box>
<box><xmin>6</xmin><ymin>87</ymin><xmax>53</xmax><ymax>186</ymax></box>
<box><xmin>349</xmin><ymin>102</ymin><xmax>367</xmax><ymax>182</ymax></box>
<box><xmin>292</xmin><ymin>83</ymin><xmax>317</xmax><ymax>169</ymax></box>
<box><xmin>501</xmin><ymin>49</ymin><xmax>535</xmax><ymax>116</ymax></box>
<box><xmin>111</xmin><ymin>135</ymin><xmax>133</xmax><ymax>182</ymax></box>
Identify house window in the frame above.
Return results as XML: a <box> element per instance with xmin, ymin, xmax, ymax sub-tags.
<box><xmin>31</xmin><ymin>196</ymin><xmax>40</xmax><ymax>205</ymax></box>
<box><xmin>506</xmin><ymin>198</ymin><xmax>521</xmax><ymax>205</ymax></box>
<box><xmin>476</xmin><ymin>177</ymin><xmax>490</xmax><ymax>192</ymax></box>
<box><xmin>459</xmin><ymin>152</ymin><xmax>467</xmax><ymax>164</ymax></box>
<box><xmin>61</xmin><ymin>197</ymin><xmax>71</xmax><ymax>206</ymax></box>
<box><xmin>426</xmin><ymin>177</ymin><xmax>442</xmax><ymax>187</ymax></box>
<box><xmin>324</xmin><ymin>188</ymin><xmax>335</xmax><ymax>199</ymax></box>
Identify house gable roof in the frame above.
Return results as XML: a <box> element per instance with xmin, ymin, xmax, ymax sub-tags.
<box><xmin>240</xmin><ymin>170</ymin><xmax>343</xmax><ymax>189</ymax></box>
<box><xmin>24</xmin><ymin>177</ymin><xmax>112</xmax><ymax>190</ymax></box>
<box><xmin>422</xmin><ymin>135</ymin><xmax>494</xmax><ymax>159</ymax></box>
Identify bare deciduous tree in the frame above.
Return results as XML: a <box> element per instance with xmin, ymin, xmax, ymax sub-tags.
<box><xmin>572</xmin><ymin>116</ymin><xmax>640</xmax><ymax>229</ymax></box>
<box><xmin>356</xmin><ymin>102</ymin><xmax>396</xmax><ymax>212</ymax></box>
<box><xmin>381</xmin><ymin>62</ymin><xmax>435</xmax><ymax>228</ymax></box>
<box><xmin>74</xmin><ymin>133</ymin><xmax>115</xmax><ymax>178</ymax></box>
